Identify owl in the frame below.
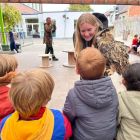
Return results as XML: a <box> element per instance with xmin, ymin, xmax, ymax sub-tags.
<box><xmin>95</xmin><ymin>29</ymin><xmax>129</xmax><ymax>75</ymax></box>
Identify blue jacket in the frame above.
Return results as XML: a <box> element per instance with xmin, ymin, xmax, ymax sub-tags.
<box><xmin>0</xmin><ymin>109</ymin><xmax>66</xmax><ymax>140</ymax></box>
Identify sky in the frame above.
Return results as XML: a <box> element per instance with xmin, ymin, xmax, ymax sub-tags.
<box><xmin>43</xmin><ymin>4</ymin><xmax>115</xmax><ymax>13</ymax></box>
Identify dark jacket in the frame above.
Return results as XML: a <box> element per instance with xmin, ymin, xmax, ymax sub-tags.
<box><xmin>43</xmin><ymin>23</ymin><xmax>52</xmax><ymax>45</ymax></box>
<box><xmin>9</xmin><ymin>32</ymin><xmax>16</xmax><ymax>51</ymax></box>
<box><xmin>9</xmin><ymin>32</ymin><xmax>15</xmax><ymax>43</ymax></box>
<box><xmin>64</xmin><ymin>77</ymin><xmax>118</xmax><ymax>140</ymax></box>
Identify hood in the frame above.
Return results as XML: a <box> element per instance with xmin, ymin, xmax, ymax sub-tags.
<box><xmin>74</xmin><ymin>77</ymin><xmax>115</xmax><ymax>109</ymax></box>
<box><xmin>120</xmin><ymin>91</ymin><xmax>140</xmax><ymax>123</ymax></box>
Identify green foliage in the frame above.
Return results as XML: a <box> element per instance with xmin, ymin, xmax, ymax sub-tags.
<box><xmin>2</xmin><ymin>4</ymin><xmax>22</xmax><ymax>32</ymax></box>
<box><xmin>69</xmin><ymin>4</ymin><xmax>93</xmax><ymax>11</ymax></box>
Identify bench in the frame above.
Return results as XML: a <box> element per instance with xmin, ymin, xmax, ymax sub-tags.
<box><xmin>62</xmin><ymin>50</ymin><xmax>76</xmax><ymax>68</ymax></box>
<box><xmin>39</xmin><ymin>54</ymin><xmax>53</xmax><ymax>68</ymax></box>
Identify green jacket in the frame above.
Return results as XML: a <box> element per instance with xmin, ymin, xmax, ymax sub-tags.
<box><xmin>117</xmin><ymin>91</ymin><xmax>140</xmax><ymax>140</ymax></box>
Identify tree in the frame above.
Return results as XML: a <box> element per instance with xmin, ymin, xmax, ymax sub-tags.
<box><xmin>69</xmin><ymin>4</ymin><xmax>93</xmax><ymax>11</ymax></box>
<box><xmin>0</xmin><ymin>4</ymin><xmax>22</xmax><ymax>49</ymax></box>
<box><xmin>2</xmin><ymin>4</ymin><xmax>22</xmax><ymax>32</ymax></box>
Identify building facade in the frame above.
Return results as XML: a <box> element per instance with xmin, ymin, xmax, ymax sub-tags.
<box><xmin>21</xmin><ymin>11</ymin><xmax>88</xmax><ymax>39</ymax></box>
<box><xmin>8</xmin><ymin>3</ymin><xmax>90</xmax><ymax>39</ymax></box>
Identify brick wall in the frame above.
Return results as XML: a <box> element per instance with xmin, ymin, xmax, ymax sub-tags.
<box><xmin>129</xmin><ymin>6</ymin><xmax>140</xmax><ymax>16</ymax></box>
<box><xmin>1</xmin><ymin>0</ymin><xmax>140</xmax><ymax>5</ymax></box>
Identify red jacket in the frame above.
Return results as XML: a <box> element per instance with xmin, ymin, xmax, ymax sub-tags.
<box><xmin>0</xmin><ymin>86</ymin><xmax>14</xmax><ymax>122</ymax></box>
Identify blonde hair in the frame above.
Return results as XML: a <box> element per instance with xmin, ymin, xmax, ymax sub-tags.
<box><xmin>9</xmin><ymin>68</ymin><xmax>54</xmax><ymax>119</ymax></box>
<box><xmin>76</xmin><ymin>47</ymin><xmax>106</xmax><ymax>80</ymax></box>
<box><xmin>0</xmin><ymin>54</ymin><xmax>18</xmax><ymax>85</ymax></box>
<box><xmin>75</xmin><ymin>13</ymin><xmax>100</xmax><ymax>57</ymax></box>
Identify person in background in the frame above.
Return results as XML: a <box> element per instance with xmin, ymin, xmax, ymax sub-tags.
<box><xmin>0</xmin><ymin>54</ymin><xmax>18</xmax><ymax>122</ymax></box>
<box><xmin>137</xmin><ymin>36</ymin><xmax>140</xmax><ymax>47</ymax></box>
<box><xmin>117</xmin><ymin>63</ymin><xmax>140</xmax><ymax>140</ymax></box>
<box><xmin>43</xmin><ymin>17</ymin><xmax>58</xmax><ymax>61</ymax></box>
<box><xmin>136</xmin><ymin>36</ymin><xmax>140</xmax><ymax>55</ymax></box>
<box><xmin>63</xmin><ymin>47</ymin><xmax>118</xmax><ymax>140</ymax></box>
<box><xmin>128</xmin><ymin>34</ymin><xmax>138</xmax><ymax>53</ymax></box>
<box><xmin>0</xmin><ymin>69</ymin><xmax>72</xmax><ymax>140</ymax></box>
<box><xmin>9</xmin><ymin>31</ymin><xmax>19</xmax><ymax>53</ymax></box>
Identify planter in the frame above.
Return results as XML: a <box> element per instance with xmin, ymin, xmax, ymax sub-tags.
<box><xmin>1</xmin><ymin>44</ymin><xmax>10</xmax><ymax>51</ymax></box>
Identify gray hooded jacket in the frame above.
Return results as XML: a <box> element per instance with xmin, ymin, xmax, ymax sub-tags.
<box><xmin>63</xmin><ymin>77</ymin><xmax>118</xmax><ymax>140</ymax></box>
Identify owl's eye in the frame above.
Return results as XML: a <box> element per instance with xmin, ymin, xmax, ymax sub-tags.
<box><xmin>100</xmin><ymin>32</ymin><xmax>106</xmax><ymax>37</ymax></box>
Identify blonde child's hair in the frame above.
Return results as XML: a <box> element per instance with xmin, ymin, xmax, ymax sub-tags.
<box><xmin>0</xmin><ymin>54</ymin><xmax>18</xmax><ymax>85</ymax></box>
<box><xmin>75</xmin><ymin>13</ymin><xmax>100</xmax><ymax>57</ymax></box>
<box><xmin>76</xmin><ymin>47</ymin><xmax>106</xmax><ymax>80</ymax></box>
<box><xmin>9</xmin><ymin>68</ymin><xmax>54</xmax><ymax>119</ymax></box>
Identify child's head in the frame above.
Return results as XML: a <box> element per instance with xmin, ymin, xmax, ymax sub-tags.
<box><xmin>75</xmin><ymin>13</ymin><xmax>100</xmax><ymax>56</ymax></box>
<box><xmin>134</xmin><ymin>34</ymin><xmax>138</xmax><ymax>38</ymax></box>
<box><xmin>76</xmin><ymin>47</ymin><xmax>106</xmax><ymax>80</ymax></box>
<box><xmin>0</xmin><ymin>54</ymin><xmax>18</xmax><ymax>85</ymax></box>
<box><xmin>122</xmin><ymin>63</ymin><xmax>140</xmax><ymax>91</ymax></box>
<box><xmin>2</xmin><ymin>54</ymin><xmax>18</xmax><ymax>72</ymax></box>
<box><xmin>9</xmin><ymin>68</ymin><xmax>54</xmax><ymax>119</ymax></box>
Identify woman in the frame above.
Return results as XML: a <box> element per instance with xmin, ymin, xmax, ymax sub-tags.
<box><xmin>74</xmin><ymin>13</ymin><xmax>129</xmax><ymax>76</ymax></box>
<box><xmin>74</xmin><ymin>13</ymin><xmax>102</xmax><ymax>57</ymax></box>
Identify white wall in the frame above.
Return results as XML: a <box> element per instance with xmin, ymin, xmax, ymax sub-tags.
<box><xmin>42</xmin><ymin>11</ymin><xmax>84</xmax><ymax>38</ymax></box>
<box><xmin>22</xmin><ymin>11</ymin><xmax>89</xmax><ymax>38</ymax></box>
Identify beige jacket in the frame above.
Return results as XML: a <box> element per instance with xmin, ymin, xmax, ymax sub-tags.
<box><xmin>117</xmin><ymin>91</ymin><xmax>140</xmax><ymax>140</ymax></box>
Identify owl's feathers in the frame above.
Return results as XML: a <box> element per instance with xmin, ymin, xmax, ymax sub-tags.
<box><xmin>95</xmin><ymin>29</ymin><xmax>129</xmax><ymax>75</ymax></box>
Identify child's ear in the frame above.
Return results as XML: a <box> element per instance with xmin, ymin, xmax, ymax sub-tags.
<box><xmin>75</xmin><ymin>64</ymin><xmax>80</xmax><ymax>75</ymax></box>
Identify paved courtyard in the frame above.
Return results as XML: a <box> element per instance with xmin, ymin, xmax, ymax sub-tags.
<box><xmin>13</xmin><ymin>38</ymin><xmax>140</xmax><ymax>110</ymax></box>
<box><xmin>15</xmin><ymin>38</ymin><xmax>79</xmax><ymax>110</ymax></box>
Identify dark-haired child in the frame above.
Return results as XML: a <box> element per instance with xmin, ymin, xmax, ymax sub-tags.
<box><xmin>117</xmin><ymin>63</ymin><xmax>140</xmax><ymax>140</ymax></box>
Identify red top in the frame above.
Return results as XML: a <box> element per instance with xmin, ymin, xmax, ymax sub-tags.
<box><xmin>0</xmin><ymin>86</ymin><xmax>14</xmax><ymax>122</ymax></box>
<box><xmin>132</xmin><ymin>38</ymin><xmax>138</xmax><ymax>45</ymax></box>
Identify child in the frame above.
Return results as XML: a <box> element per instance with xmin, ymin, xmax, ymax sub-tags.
<box><xmin>117</xmin><ymin>63</ymin><xmax>140</xmax><ymax>140</ymax></box>
<box><xmin>0</xmin><ymin>54</ymin><xmax>18</xmax><ymax>122</ymax></box>
<box><xmin>63</xmin><ymin>47</ymin><xmax>118</xmax><ymax>140</ymax></box>
<box><xmin>0</xmin><ymin>69</ymin><xmax>72</xmax><ymax>140</ymax></box>
<box><xmin>128</xmin><ymin>34</ymin><xmax>138</xmax><ymax>53</ymax></box>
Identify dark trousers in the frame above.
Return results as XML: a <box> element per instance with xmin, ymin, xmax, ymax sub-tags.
<box><xmin>10</xmin><ymin>42</ymin><xmax>19</xmax><ymax>53</ymax></box>
<box><xmin>10</xmin><ymin>42</ymin><xmax>16</xmax><ymax>51</ymax></box>
<box><xmin>45</xmin><ymin>44</ymin><xmax>54</xmax><ymax>55</ymax></box>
